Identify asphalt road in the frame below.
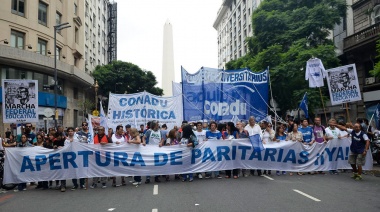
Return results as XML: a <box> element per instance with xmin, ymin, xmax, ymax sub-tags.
<box><xmin>1</xmin><ymin>170</ymin><xmax>380</xmax><ymax>212</ymax></box>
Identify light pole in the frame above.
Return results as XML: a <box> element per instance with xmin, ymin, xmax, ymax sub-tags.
<box><xmin>54</xmin><ymin>23</ymin><xmax>71</xmax><ymax>129</ymax></box>
<box><xmin>94</xmin><ymin>80</ymin><xmax>99</xmax><ymax>112</ymax></box>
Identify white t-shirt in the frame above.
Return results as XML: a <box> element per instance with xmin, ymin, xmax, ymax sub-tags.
<box><xmin>148</xmin><ymin>130</ymin><xmax>161</xmax><ymax>145</ymax></box>
<box><xmin>325</xmin><ymin>127</ymin><xmax>341</xmax><ymax>139</ymax></box>
<box><xmin>339</xmin><ymin>130</ymin><xmax>348</xmax><ymax>137</ymax></box>
<box><xmin>306</xmin><ymin>58</ymin><xmax>326</xmax><ymax>88</ymax></box>
<box><xmin>180</xmin><ymin>138</ymin><xmax>189</xmax><ymax>145</ymax></box>
<box><xmin>194</xmin><ymin>130</ymin><xmax>206</xmax><ymax>143</ymax></box>
<box><xmin>65</xmin><ymin>135</ymin><xmax>81</xmax><ymax>146</ymax></box>
<box><xmin>244</xmin><ymin>124</ymin><xmax>263</xmax><ymax>138</ymax></box>
<box><xmin>112</xmin><ymin>134</ymin><xmax>126</xmax><ymax>143</ymax></box>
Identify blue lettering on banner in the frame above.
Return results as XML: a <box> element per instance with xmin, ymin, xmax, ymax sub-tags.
<box><xmin>49</xmin><ymin>153</ymin><xmax>62</xmax><ymax>170</ymax></box>
<box><xmin>63</xmin><ymin>152</ymin><xmax>78</xmax><ymax>169</ymax></box>
<box><xmin>35</xmin><ymin>155</ymin><xmax>47</xmax><ymax>171</ymax></box>
<box><xmin>130</xmin><ymin>152</ymin><xmax>146</xmax><ymax>166</ymax></box>
<box><xmin>119</xmin><ymin>95</ymin><xmax>168</xmax><ymax>107</ymax></box>
<box><xmin>154</xmin><ymin>153</ymin><xmax>168</xmax><ymax>166</ymax></box>
<box><xmin>170</xmin><ymin>151</ymin><xmax>182</xmax><ymax>165</ymax></box>
<box><xmin>78</xmin><ymin>151</ymin><xmax>93</xmax><ymax>167</ymax></box>
<box><xmin>114</xmin><ymin>152</ymin><xmax>129</xmax><ymax>166</ymax></box>
<box><xmin>95</xmin><ymin>151</ymin><xmax>111</xmax><ymax>167</ymax></box>
<box><xmin>20</xmin><ymin>156</ymin><xmax>35</xmax><ymax>172</ymax></box>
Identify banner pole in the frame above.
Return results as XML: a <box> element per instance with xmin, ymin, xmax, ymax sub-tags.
<box><xmin>268</xmin><ymin>67</ymin><xmax>277</xmax><ymax>130</ymax></box>
<box><xmin>319</xmin><ymin>87</ymin><xmax>328</xmax><ymax>124</ymax></box>
<box><xmin>345</xmin><ymin>103</ymin><xmax>351</xmax><ymax>123</ymax></box>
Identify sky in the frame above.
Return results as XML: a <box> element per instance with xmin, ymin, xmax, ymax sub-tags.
<box><xmin>117</xmin><ymin>0</ymin><xmax>222</xmax><ymax>88</ymax></box>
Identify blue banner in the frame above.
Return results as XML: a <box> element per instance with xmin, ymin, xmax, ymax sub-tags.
<box><xmin>181</xmin><ymin>67</ymin><xmax>269</xmax><ymax>122</ymax></box>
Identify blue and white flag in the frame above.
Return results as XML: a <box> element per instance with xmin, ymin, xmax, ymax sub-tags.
<box><xmin>99</xmin><ymin>101</ymin><xmax>108</xmax><ymax>135</ymax></box>
<box><xmin>299</xmin><ymin>93</ymin><xmax>308</xmax><ymax>118</ymax></box>
<box><xmin>249</xmin><ymin>134</ymin><xmax>265</xmax><ymax>152</ymax></box>
<box><xmin>86</xmin><ymin>115</ymin><xmax>94</xmax><ymax>144</ymax></box>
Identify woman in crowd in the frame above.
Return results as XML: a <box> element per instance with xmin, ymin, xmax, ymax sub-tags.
<box><xmin>286</xmin><ymin>123</ymin><xmax>303</xmax><ymax>176</ymax></box>
<box><xmin>34</xmin><ymin>133</ymin><xmax>49</xmax><ymax>189</ymax></box>
<box><xmin>180</xmin><ymin>124</ymin><xmax>197</xmax><ymax>182</ymax></box>
<box><xmin>14</xmin><ymin>134</ymin><xmax>30</xmax><ymax>191</ymax></box>
<box><xmin>162</xmin><ymin>129</ymin><xmax>180</xmax><ymax>181</ymax></box>
<box><xmin>236</xmin><ymin>121</ymin><xmax>250</xmax><ymax>177</ymax></box>
<box><xmin>274</xmin><ymin>126</ymin><xmax>287</xmax><ymax>175</ymax></box>
<box><xmin>225</xmin><ymin>122</ymin><xmax>239</xmax><ymax>179</ymax></box>
<box><xmin>128</xmin><ymin>128</ymin><xmax>143</xmax><ymax>186</ymax></box>
<box><xmin>2</xmin><ymin>134</ymin><xmax>16</xmax><ymax>147</ymax></box>
<box><xmin>205</xmin><ymin>121</ymin><xmax>223</xmax><ymax>179</ymax></box>
<box><xmin>261</xmin><ymin>121</ymin><xmax>275</xmax><ymax>175</ymax></box>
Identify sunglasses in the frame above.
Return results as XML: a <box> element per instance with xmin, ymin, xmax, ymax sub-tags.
<box><xmin>82</xmin><ymin>124</ymin><xmax>88</xmax><ymax>126</ymax></box>
<box><xmin>25</xmin><ymin>126</ymin><xmax>32</xmax><ymax>128</ymax></box>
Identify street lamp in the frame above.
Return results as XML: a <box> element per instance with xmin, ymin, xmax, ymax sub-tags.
<box><xmin>54</xmin><ymin>22</ymin><xmax>71</xmax><ymax>129</ymax></box>
<box><xmin>94</xmin><ymin>80</ymin><xmax>99</xmax><ymax>112</ymax></box>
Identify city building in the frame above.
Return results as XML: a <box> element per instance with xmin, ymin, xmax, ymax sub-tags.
<box><xmin>0</xmin><ymin>0</ymin><xmax>103</xmax><ymax>131</ymax></box>
<box><xmin>162</xmin><ymin>20</ymin><xmax>175</xmax><ymax>97</ymax></box>
<box><xmin>213</xmin><ymin>0</ymin><xmax>262</xmax><ymax>69</ymax></box>
<box><xmin>330</xmin><ymin>0</ymin><xmax>380</xmax><ymax>122</ymax></box>
<box><xmin>84</xmin><ymin>0</ymin><xmax>116</xmax><ymax>73</ymax></box>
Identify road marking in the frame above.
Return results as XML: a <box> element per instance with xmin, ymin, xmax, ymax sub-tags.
<box><xmin>195</xmin><ymin>204</ymin><xmax>199</xmax><ymax>206</ymax></box>
<box><xmin>153</xmin><ymin>185</ymin><xmax>158</xmax><ymax>195</ymax></box>
<box><xmin>293</xmin><ymin>189</ymin><xmax>321</xmax><ymax>202</ymax></box>
<box><xmin>263</xmin><ymin>175</ymin><xmax>274</xmax><ymax>181</ymax></box>
<box><xmin>152</xmin><ymin>209</ymin><xmax>158</xmax><ymax>212</ymax></box>
<box><xmin>107</xmin><ymin>208</ymin><xmax>115</xmax><ymax>211</ymax></box>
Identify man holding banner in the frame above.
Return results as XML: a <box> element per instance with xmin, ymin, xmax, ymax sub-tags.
<box><xmin>336</xmin><ymin>123</ymin><xmax>370</xmax><ymax>180</ymax></box>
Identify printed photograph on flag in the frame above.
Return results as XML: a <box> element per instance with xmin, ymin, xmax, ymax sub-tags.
<box><xmin>326</xmin><ymin>64</ymin><xmax>361</xmax><ymax>106</ymax></box>
<box><xmin>2</xmin><ymin>79</ymin><xmax>39</xmax><ymax>123</ymax></box>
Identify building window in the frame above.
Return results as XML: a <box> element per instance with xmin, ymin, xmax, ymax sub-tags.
<box><xmin>12</xmin><ymin>0</ymin><xmax>25</xmax><ymax>17</ymax></box>
<box><xmin>372</xmin><ymin>5</ymin><xmax>380</xmax><ymax>24</ymax></box>
<box><xmin>75</xmin><ymin>27</ymin><xmax>79</xmax><ymax>43</ymax></box>
<box><xmin>56</xmin><ymin>47</ymin><xmax>61</xmax><ymax>60</ymax></box>
<box><xmin>38</xmin><ymin>1</ymin><xmax>48</xmax><ymax>26</ymax></box>
<box><xmin>73</xmin><ymin>87</ymin><xmax>79</xmax><ymax>99</ymax></box>
<box><xmin>74</xmin><ymin>3</ymin><xmax>77</xmax><ymax>15</ymax></box>
<box><xmin>10</xmin><ymin>30</ymin><xmax>25</xmax><ymax>49</ymax></box>
<box><xmin>74</xmin><ymin>110</ymin><xmax>79</xmax><ymax>128</ymax></box>
<box><xmin>37</xmin><ymin>39</ymin><xmax>47</xmax><ymax>55</ymax></box>
<box><xmin>74</xmin><ymin>57</ymin><xmax>78</xmax><ymax>67</ymax></box>
<box><xmin>98</xmin><ymin>7</ymin><xmax>100</xmax><ymax>19</ymax></box>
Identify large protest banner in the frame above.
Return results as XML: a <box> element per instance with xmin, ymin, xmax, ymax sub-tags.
<box><xmin>181</xmin><ymin>67</ymin><xmax>269</xmax><ymax>122</ymax></box>
<box><xmin>326</xmin><ymin>64</ymin><xmax>361</xmax><ymax>106</ymax></box>
<box><xmin>107</xmin><ymin>91</ymin><xmax>183</xmax><ymax>130</ymax></box>
<box><xmin>4</xmin><ymin>138</ymin><xmax>372</xmax><ymax>184</ymax></box>
<box><xmin>2</xmin><ymin>79</ymin><xmax>38</xmax><ymax>123</ymax></box>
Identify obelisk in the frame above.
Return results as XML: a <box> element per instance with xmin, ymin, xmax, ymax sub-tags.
<box><xmin>162</xmin><ymin>20</ymin><xmax>175</xmax><ymax>97</ymax></box>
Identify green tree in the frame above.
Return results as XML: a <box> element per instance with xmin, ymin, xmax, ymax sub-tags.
<box><xmin>226</xmin><ymin>0</ymin><xmax>346</xmax><ymax>115</ymax></box>
<box><xmin>92</xmin><ymin>60</ymin><xmax>163</xmax><ymax>96</ymax></box>
<box><xmin>370</xmin><ymin>38</ymin><xmax>380</xmax><ymax>78</ymax></box>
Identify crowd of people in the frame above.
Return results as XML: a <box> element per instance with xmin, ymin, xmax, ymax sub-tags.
<box><xmin>1</xmin><ymin>115</ymin><xmax>377</xmax><ymax>192</ymax></box>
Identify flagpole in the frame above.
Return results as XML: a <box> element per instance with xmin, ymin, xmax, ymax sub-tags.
<box><xmin>318</xmin><ymin>87</ymin><xmax>328</xmax><ymax>124</ymax></box>
<box><xmin>268</xmin><ymin>67</ymin><xmax>277</xmax><ymax>131</ymax></box>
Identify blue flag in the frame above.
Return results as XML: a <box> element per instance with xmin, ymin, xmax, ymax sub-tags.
<box><xmin>249</xmin><ymin>134</ymin><xmax>265</xmax><ymax>152</ymax></box>
<box><xmin>299</xmin><ymin>93</ymin><xmax>308</xmax><ymax>118</ymax></box>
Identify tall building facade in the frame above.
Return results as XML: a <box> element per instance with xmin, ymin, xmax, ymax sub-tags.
<box><xmin>331</xmin><ymin>0</ymin><xmax>380</xmax><ymax>121</ymax></box>
<box><xmin>84</xmin><ymin>0</ymin><xmax>113</xmax><ymax>73</ymax></box>
<box><xmin>213</xmin><ymin>0</ymin><xmax>262</xmax><ymax>69</ymax></box>
<box><xmin>0</xmin><ymin>0</ymin><xmax>101</xmax><ymax>131</ymax></box>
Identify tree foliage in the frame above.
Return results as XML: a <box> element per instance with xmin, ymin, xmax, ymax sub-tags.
<box><xmin>226</xmin><ymin>0</ymin><xmax>346</xmax><ymax>116</ymax></box>
<box><xmin>92</xmin><ymin>60</ymin><xmax>163</xmax><ymax>96</ymax></box>
<box><xmin>370</xmin><ymin>37</ymin><xmax>380</xmax><ymax>78</ymax></box>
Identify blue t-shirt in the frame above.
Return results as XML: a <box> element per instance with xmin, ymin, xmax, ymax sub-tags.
<box><xmin>298</xmin><ymin>126</ymin><xmax>313</xmax><ymax>143</ymax></box>
<box><xmin>206</xmin><ymin>130</ymin><xmax>222</xmax><ymax>140</ymax></box>
<box><xmin>276</xmin><ymin>135</ymin><xmax>287</xmax><ymax>140</ymax></box>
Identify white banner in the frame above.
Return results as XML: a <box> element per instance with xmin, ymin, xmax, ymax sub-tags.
<box><xmin>326</xmin><ymin>64</ymin><xmax>361</xmax><ymax>105</ymax></box>
<box><xmin>107</xmin><ymin>91</ymin><xmax>183</xmax><ymax>130</ymax></box>
<box><xmin>3</xmin><ymin>138</ymin><xmax>372</xmax><ymax>184</ymax></box>
<box><xmin>2</xmin><ymin>79</ymin><xmax>39</xmax><ymax>123</ymax></box>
